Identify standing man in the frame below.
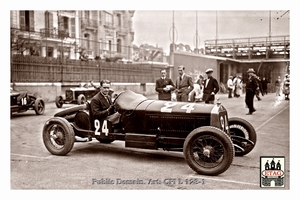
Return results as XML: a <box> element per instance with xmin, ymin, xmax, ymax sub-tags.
<box><xmin>202</xmin><ymin>68</ymin><xmax>219</xmax><ymax>104</ymax></box>
<box><xmin>233</xmin><ymin>75</ymin><xmax>243</xmax><ymax>98</ymax></box>
<box><xmin>275</xmin><ymin>76</ymin><xmax>281</xmax><ymax>96</ymax></box>
<box><xmin>245</xmin><ymin>68</ymin><xmax>260</xmax><ymax>115</ymax></box>
<box><xmin>155</xmin><ymin>69</ymin><xmax>175</xmax><ymax>100</ymax></box>
<box><xmin>261</xmin><ymin>77</ymin><xmax>268</xmax><ymax>95</ymax></box>
<box><xmin>90</xmin><ymin>79</ymin><xmax>120</xmax><ymax>125</ymax></box>
<box><xmin>175</xmin><ymin>65</ymin><xmax>194</xmax><ymax>102</ymax></box>
<box><xmin>227</xmin><ymin>75</ymin><xmax>234</xmax><ymax>98</ymax></box>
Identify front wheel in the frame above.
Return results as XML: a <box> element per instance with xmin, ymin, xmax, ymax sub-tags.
<box><xmin>183</xmin><ymin>126</ymin><xmax>234</xmax><ymax>176</ymax></box>
<box><xmin>228</xmin><ymin>117</ymin><xmax>257</xmax><ymax>156</ymax></box>
<box><xmin>34</xmin><ymin>98</ymin><xmax>45</xmax><ymax>115</ymax></box>
<box><xmin>42</xmin><ymin>117</ymin><xmax>75</xmax><ymax>156</ymax></box>
<box><xmin>77</xmin><ymin>94</ymin><xmax>86</xmax><ymax>105</ymax></box>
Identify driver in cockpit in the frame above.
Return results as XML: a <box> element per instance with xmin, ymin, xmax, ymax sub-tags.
<box><xmin>90</xmin><ymin>79</ymin><xmax>120</xmax><ymax>125</ymax></box>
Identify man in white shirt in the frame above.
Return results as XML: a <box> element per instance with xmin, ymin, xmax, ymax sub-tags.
<box><xmin>227</xmin><ymin>76</ymin><xmax>234</xmax><ymax>98</ymax></box>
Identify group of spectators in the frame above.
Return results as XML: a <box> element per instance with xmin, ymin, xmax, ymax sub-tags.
<box><xmin>226</xmin><ymin>75</ymin><xmax>243</xmax><ymax>98</ymax></box>
<box><xmin>226</xmin><ymin>69</ymin><xmax>290</xmax><ymax>115</ymax></box>
<box><xmin>155</xmin><ymin>66</ymin><xmax>220</xmax><ymax>104</ymax></box>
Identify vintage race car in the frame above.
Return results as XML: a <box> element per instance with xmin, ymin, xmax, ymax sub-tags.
<box><xmin>43</xmin><ymin>90</ymin><xmax>256</xmax><ymax>176</ymax></box>
<box><xmin>10</xmin><ymin>88</ymin><xmax>45</xmax><ymax>115</ymax></box>
<box><xmin>55</xmin><ymin>86</ymin><xmax>115</xmax><ymax>108</ymax></box>
<box><xmin>55</xmin><ymin>86</ymin><xmax>98</xmax><ymax>108</ymax></box>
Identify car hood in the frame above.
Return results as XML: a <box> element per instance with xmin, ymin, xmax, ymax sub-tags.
<box><xmin>114</xmin><ymin>89</ymin><xmax>216</xmax><ymax>114</ymax></box>
<box><xmin>143</xmin><ymin>100</ymin><xmax>215</xmax><ymax>114</ymax></box>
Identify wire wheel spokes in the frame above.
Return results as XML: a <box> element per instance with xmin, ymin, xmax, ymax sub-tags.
<box><xmin>37</xmin><ymin>102</ymin><xmax>44</xmax><ymax>112</ymax></box>
<box><xmin>191</xmin><ymin>136</ymin><xmax>225</xmax><ymax>168</ymax></box>
<box><xmin>49</xmin><ymin>125</ymin><xmax>66</xmax><ymax>149</ymax></box>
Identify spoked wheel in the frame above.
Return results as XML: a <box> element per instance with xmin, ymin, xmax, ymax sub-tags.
<box><xmin>228</xmin><ymin>117</ymin><xmax>257</xmax><ymax>156</ymax></box>
<box><xmin>42</xmin><ymin>117</ymin><xmax>75</xmax><ymax>156</ymax></box>
<box><xmin>34</xmin><ymin>98</ymin><xmax>45</xmax><ymax>115</ymax></box>
<box><xmin>55</xmin><ymin>96</ymin><xmax>64</xmax><ymax>108</ymax></box>
<box><xmin>183</xmin><ymin>126</ymin><xmax>234</xmax><ymax>176</ymax></box>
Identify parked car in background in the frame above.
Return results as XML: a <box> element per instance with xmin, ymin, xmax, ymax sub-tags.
<box><xmin>43</xmin><ymin>90</ymin><xmax>256</xmax><ymax>176</ymax></box>
<box><xmin>10</xmin><ymin>88</ymin><xmax>45</xmax><ymax>116</ymax></box>
<box><xmin>55</xmin><ymin>86</ymin><xmax>98</xmax><ymax>108</ymax></box>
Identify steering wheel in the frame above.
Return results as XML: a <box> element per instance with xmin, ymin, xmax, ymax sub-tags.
<box><xmin>112</xmin><ymin>91</ymin><xmax>125</xmax><ymax>105</ymax></box>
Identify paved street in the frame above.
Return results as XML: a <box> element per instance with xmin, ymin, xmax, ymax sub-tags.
<box><xmin>10</xmin><ymin>91</ymin><xmax>290</xmax><ymax>190</ymax></box>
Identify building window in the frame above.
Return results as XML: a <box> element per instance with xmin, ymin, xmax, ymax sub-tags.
<box><xmin>104</xmin><ymin>12</ymin><xmax>113</xmax><ymax>26</ymax></box>
<box><xmin>47</xmin><ymin>47</ymin><xmax>54</xmax><ymax>57</ymax></box>
<box><xmin>108</xmin><ymin>40</ymin><xmax>112</xmax><ymax>51</ymax></box>
<box><xmin>84</xmin><ymin>11</ymin><xmax>90</xmax><ymax>19</ymax></box>
<box><xmin>116</xmin><ymin>13</ymin><xmax>121</xmax><ymax>26</ymax></box>
<box><xmin>98</xmin><ymin>11</ymin><xmax>102</xmax><ymax>25</ymax></box>
<box><xmin>117</xmin><ymin>39</ymin><xmax>121</xmax><ymax>53</ymax></box>
<box><xmin>63</xmin><ymin>17</ymin><xmax>69</xmax><ymax>30</ymax></box>
<box><xmin>44</xmin><ymin>11</ymin><xmax>53</xmax><ymax>37</ymax></box>
<box><xmin>19</xmin><ymin>10</ymin><xmax>34</xmax><ymax>31</ymax></box>
<box><xmin>84</xmin><ymin>33</ymin><xmax>90</xmax><ymax>49</ymax></box>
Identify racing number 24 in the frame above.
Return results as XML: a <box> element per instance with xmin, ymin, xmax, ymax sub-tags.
<box><xmin>161</xmin><ymin>102</ymin><xmax>195</xmax><ymax>113</ymax></box>
<box><xmin>94</xmin><ymin>119</ymin><xmax>109</xmax><ymax>136</ymax></box>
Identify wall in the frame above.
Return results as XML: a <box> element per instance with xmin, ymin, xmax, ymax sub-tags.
<box><xmin>11</xmin><ymin>82</ymin><xmax>156</xmax><ymax>103</ymax></box>
<box><xmin>173</xmin><ymin>52</ymin><xmax>221</xmax><ymax>81</ymax></box>
<box><xmin>10</xmin><ymin>82</ymin><xmax>62</xmax><ymax>102</ymax></box>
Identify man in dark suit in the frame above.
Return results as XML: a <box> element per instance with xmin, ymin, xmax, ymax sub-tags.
<box><xmin>155</xmin><ymin>69</ymin><xmax>175</xmax><ymax>100</ymax></box>
<box><xmin>90</xmin><ymin>79</ymin><xmax>120</xmax><ymax>124</ymax></box>
<box><xmin>245</xmin><ymin>68</ymin><xmax>259</xmax><ymax>115</ymax></box>
<box><xmin>175</xmin><ymin>65</ymin><xmax>194</xmax><ymax>102</ymax></box>
<box><xmin>202</xmin><ymin>68</ymin><xmax>219</xmax><ymax>104</ymax></box>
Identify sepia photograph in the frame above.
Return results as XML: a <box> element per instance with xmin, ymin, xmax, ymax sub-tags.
<box><xmin>5</xmin><ymin>0</ymin><xmax>298</xmax><ymax>198</ymax></box>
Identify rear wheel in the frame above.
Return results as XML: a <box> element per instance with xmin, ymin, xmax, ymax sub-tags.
<box><xmin>55</xmin><ymin>96</ymin><xmax>64</xmax><ymax>108</ymax></box>
<box><xmin>42</xmin><ymin>117</ymin><xmax>75</xmax><ymax>156</ymax></box>
<box><xmin>183</xmin><ymin>126</ymin><xmax>234</xmax><ymax>176</ymax></box>
<box><xmin>34</xmin><ymin>98</ymin><xmax>45</xmax><ymax>115</ymax></box>
<box><xmin>228</xmin><ymin>117</ymin><xmax>257</xmax><ymax>156</ymax></box>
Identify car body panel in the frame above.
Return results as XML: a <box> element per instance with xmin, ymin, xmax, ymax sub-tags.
<box><xmin>43</xmin><ymin>90</ymin><xmax>256</xmax><ymax>175</ymax></box>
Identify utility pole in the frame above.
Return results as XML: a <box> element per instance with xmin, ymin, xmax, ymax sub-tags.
<box><xmin>269</xmin><ymin>10</ymin><xmax>271</xmax><ymax>40</ymax></box>
<box><xmin>215</xmin><ymin>11</ymin><xmax>218</xmax><ymax>56</ymax></box>
<box><xmin>172</xmin><ymin>10</ymin><xmax>175</xmax><ymax>65</ymax></box>
<box><xmin>196</xmin><ymin>11</ymin><xmax>198</xmax><ymax>52</ymax></box>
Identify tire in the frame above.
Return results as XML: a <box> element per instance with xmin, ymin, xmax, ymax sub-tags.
<box><xmin>183</xmin><ymin>126</ymin><xmax>234</xmax><ymax>176</ymax></box>
<box><xmin>96</xmin><ymin>138</ymin><xmax>115</xmax><ymax>144</ymax></box>
<box><xmin>228</xmin><ymin>117</ymin><xmax>257</xmax><ymax>156</ymax></box>
<box><xmin>77</xmin><ymin>94</ymin><xmax>86</xmax><ymax>105</ymax></box>
<box><xmin>42</xmin><ymin>117</ymin><xmax>75</xmax><ymax>156</ymax></box>
<box><xmin>55</xmin><ymin>96</ymin><xmax>64</xmax><ymax>108</ymax></box>
<box><xmin>34</xmin><ymin>98</ymin><xmax>45</xmax><ymax>115</ymax></box>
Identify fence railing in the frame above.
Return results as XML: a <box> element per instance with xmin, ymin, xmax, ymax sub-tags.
<box><xmin>11</xmin><ymin>55</ymin><xmax>168</xmax><ymax>83</ymax></box>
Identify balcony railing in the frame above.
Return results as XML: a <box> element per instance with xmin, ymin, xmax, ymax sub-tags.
<box><xmin>40</xmin><ymin>28</ymin><xmax>70</xmax><ymax>39</ymax></box>
<box><xmin>81</xmin><ymin>19</ymin><xmax>98</xmax><ymax>29</ymax></box>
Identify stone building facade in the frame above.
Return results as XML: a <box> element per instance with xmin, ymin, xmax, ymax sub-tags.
<box><xmin>10</xmin><ymin>10</ymin><xmax>135</xmax><ymax>60</ymax></box>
